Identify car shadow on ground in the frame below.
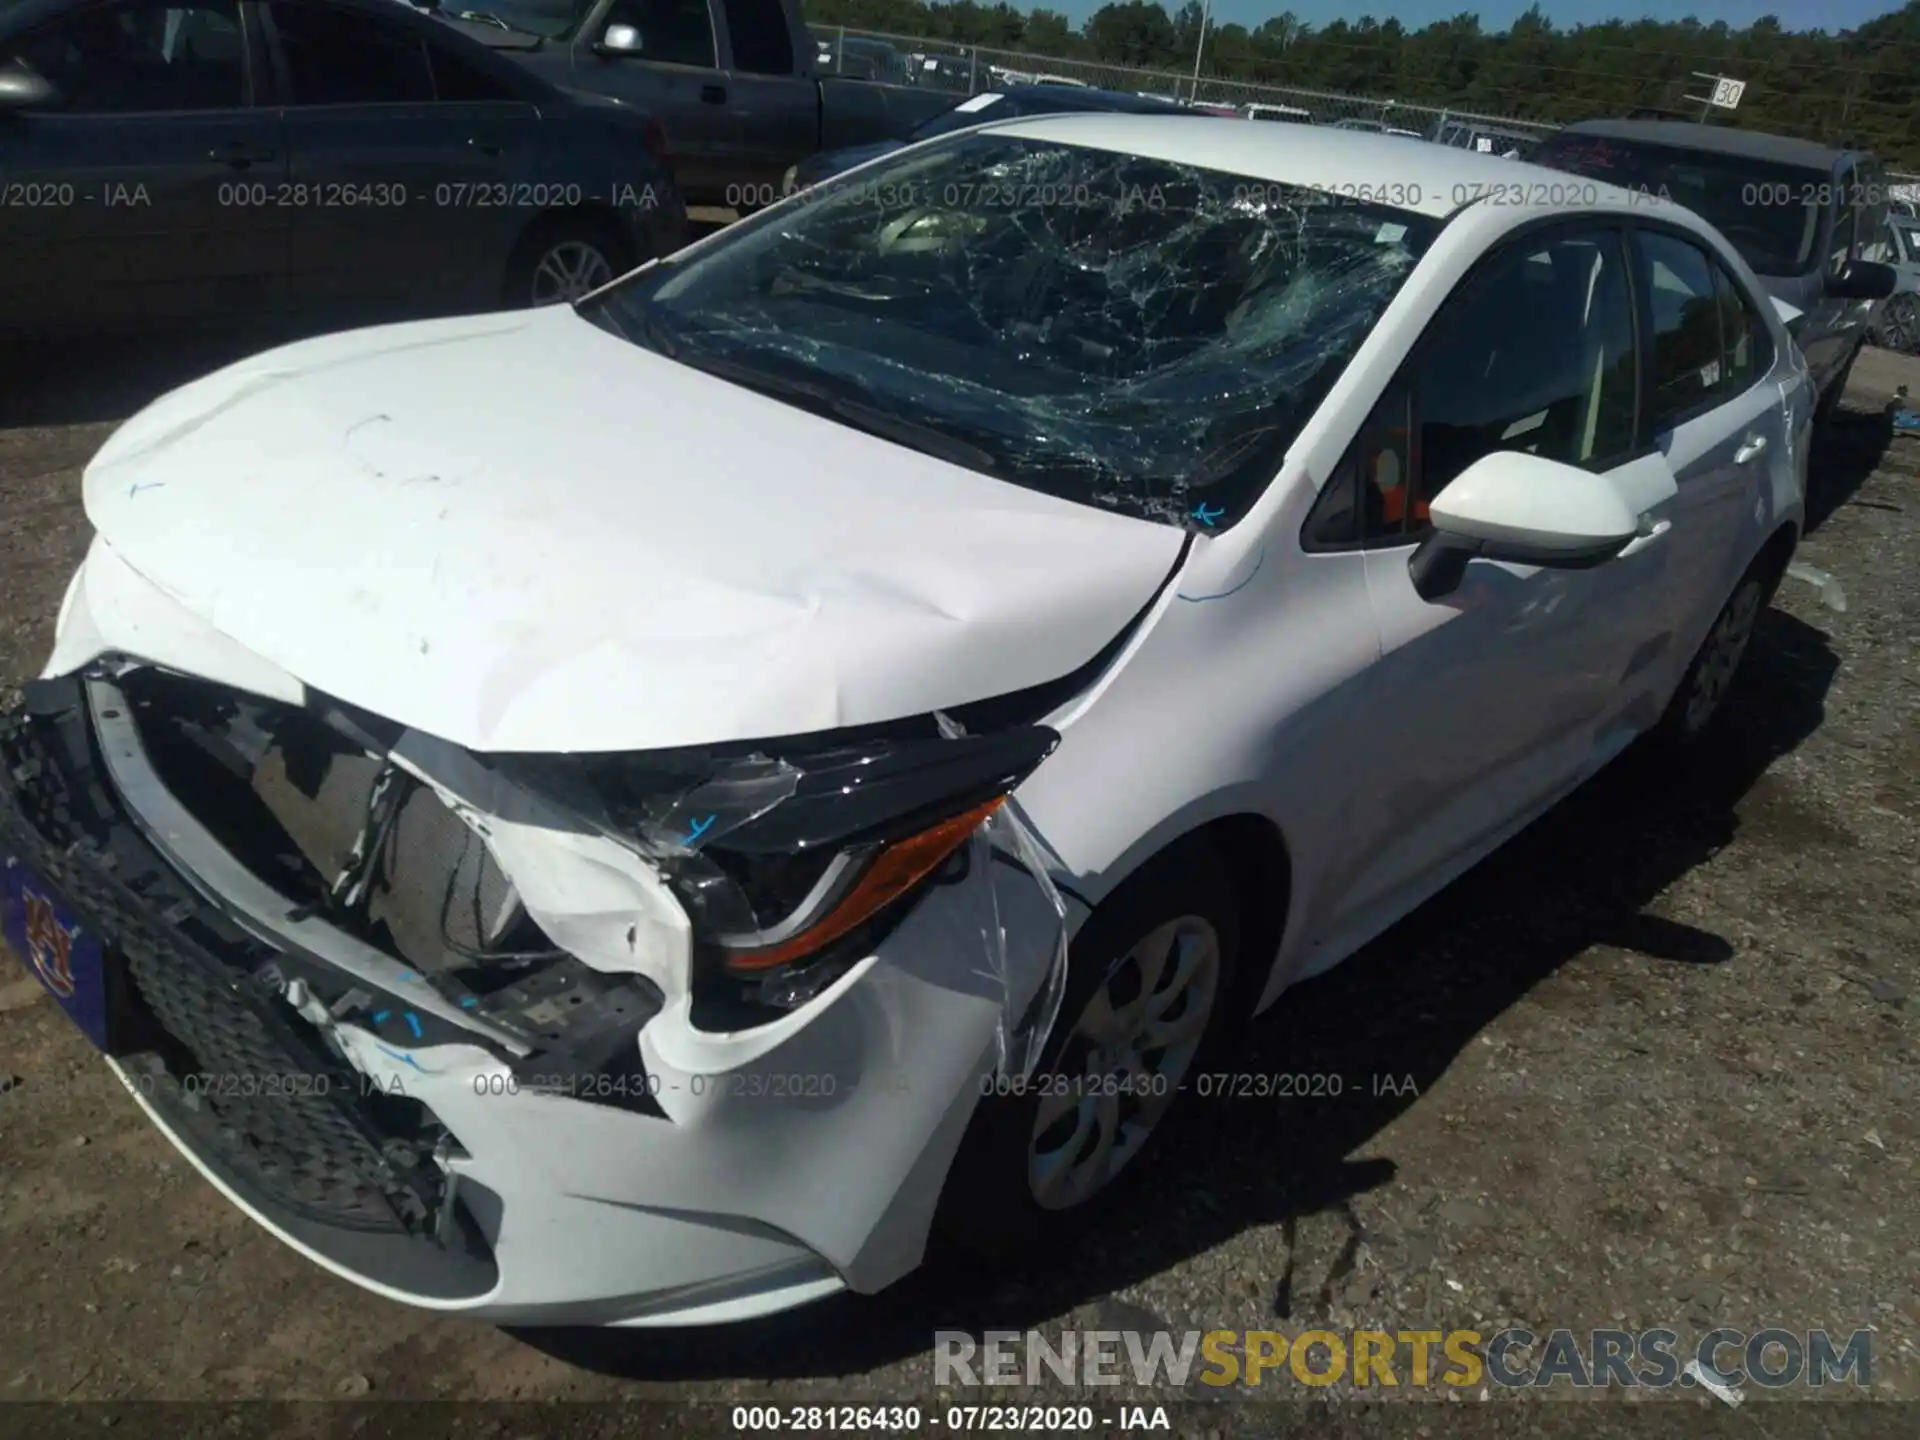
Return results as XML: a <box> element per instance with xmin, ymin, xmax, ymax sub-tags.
<box><xmin>1805</xmin><ymin>405</ymin><xmax>1895</xmax><ymax>534</ymax></box>
<box><xmin>512</xmin><ymin>605</ymin><xmax>1840</xmax><ymax>1383</ymax></box>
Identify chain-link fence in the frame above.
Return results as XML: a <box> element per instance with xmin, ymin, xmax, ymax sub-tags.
<box><xmin>812</xmin><ymin>26</ymin><xmax>1569</xmax><ymax>144</ymax></box>
<box><xmin>812</xmin><ymin>24</ymin><xmax>1920</xmax><ymax>177</ymax></box>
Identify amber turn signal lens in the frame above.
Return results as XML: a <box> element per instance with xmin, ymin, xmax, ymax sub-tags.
<box><xmin>722</xmin><ymin>796</ymin><xmax>1007</xmax><ymax>972</ymax></box>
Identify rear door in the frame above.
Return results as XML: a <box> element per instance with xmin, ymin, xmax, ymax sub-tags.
<box><xmin>1632</xmin><ymin>224</ymin><xmax>1789</xmax><ymax>660</ymax></box>
<box><xmin>263</xmin><ymin>0</ymin><xmax>536</xmax><ymax>317</ymax></box>
<box><xmin>0</xmin><ymin>0</ymin><xmax>284</xmax><ymax>330</ymax></box>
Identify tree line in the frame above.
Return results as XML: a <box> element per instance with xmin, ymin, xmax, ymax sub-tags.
<box><xmin>803</xmin><ymin>0</ymin><xmax>1920</xmax><ymax>169</ymax></box>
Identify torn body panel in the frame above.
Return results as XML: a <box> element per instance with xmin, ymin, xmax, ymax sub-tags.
<box><xmin>3</xmin><ymin>640</ymin><xmax>1076</xmax><ymax>1321</ymax></box>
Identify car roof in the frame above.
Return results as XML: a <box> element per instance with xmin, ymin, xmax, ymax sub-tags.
<box><xmin>1552</xmin><ymin>118</ymin><xmax>1857</xmax><ymax>170</ymax></box>
<box><xmin>988</xmin><ymin>114</ymin><xmax>1645</xmax><ymax>220</ymax></box>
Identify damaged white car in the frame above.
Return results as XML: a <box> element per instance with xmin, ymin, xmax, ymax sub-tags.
<box><xmin>2</xmin><ymin>118</ymin><xmax>1810</xmax><ymax>1326</ymax></box>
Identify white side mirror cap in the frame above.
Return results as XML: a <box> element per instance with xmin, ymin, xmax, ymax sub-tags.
<box><xmin>1428</xmin><ymin>449</ymin><xmax>1640</xmax><ymax>553</ymax></box>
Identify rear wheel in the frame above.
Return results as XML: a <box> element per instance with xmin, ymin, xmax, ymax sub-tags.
<box><xmin>932</xmin><ymin>837</ymin><xmax>1242</xmax><ymax>1259</ymax></box>
<box><xmin>1650</xmin><ymin>553</ymin><xmax>1782</xmax><ymax>747</ymax></box>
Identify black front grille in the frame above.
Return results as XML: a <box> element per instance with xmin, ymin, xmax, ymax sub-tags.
<box><xmin>0</xmin><ymin>685</ymin><xmax>449</xmax><ymax>1235</ymax></box>
<box><xmin>119</xmin><ymin>927</ymin><xmax>436</xmax><ymax>1232</ymax></box>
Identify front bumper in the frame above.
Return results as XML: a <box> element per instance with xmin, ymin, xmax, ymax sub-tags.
<box><xmin>0</xmin><ymin>673</ymin><xmax>1068</xmax><ymax>1325</ymax></box>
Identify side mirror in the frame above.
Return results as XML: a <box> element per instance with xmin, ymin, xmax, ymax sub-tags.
<box><xmin>1829</xmin><ymin>258</ymin><xmax>1896</xmax><ymax>301</ymax></box>
<box><xmin>0</xmin><ymin>60</ymin><xmax>60</xmax><ymax>113</ymax></box>
<box><xmin>1408</xmin><ymin>450</ymin><xmax>1642</xmax><ymax>601</ymax></box>
<box><xmin>594</xmin><ymin>23</ymin><xmax>642</xmax><ymax>55</ymax></box>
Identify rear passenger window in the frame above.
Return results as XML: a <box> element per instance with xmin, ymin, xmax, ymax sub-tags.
<box><xmin>428</xmin><ymin>43</ymin><xmax>516</xmax><ymax>102</ymax></box>
<box><xmin>1710</xmin><ymin>261</ymin><xmax>1771</xmax><ymax>395</ymax></box>
<box><xmin>272</xmin><ymin>2</ymin><xmax>433</xmax><ymax>104</ymax></box>
<box><xmin>1638</xmin><ymin>231</ymin><xmax>1723</xmax><ymax>427</ymax></box>
<box><xmin>719</xmin><ymin>0</ymin><xmax>791</xmax><ymax>75</ymax></box>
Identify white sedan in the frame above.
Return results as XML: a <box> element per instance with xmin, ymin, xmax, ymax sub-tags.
<box><xmin>0</xmin><ymin>118</ymin><xmax>1810</xmax><ymax>1326</ymax></box>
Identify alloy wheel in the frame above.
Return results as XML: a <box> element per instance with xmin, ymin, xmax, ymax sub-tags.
<box><xmin>1027</xmin><ymin>914</ymin><xmax>1221</xmax><ymax>1211</ymax></box>
<box><xmin>529</xmin><ymin>240</ymin><xmax>614</xmax><ymax>306</ymax></box>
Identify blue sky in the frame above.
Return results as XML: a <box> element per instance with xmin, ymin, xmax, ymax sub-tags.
<box><xmin>1046</xmin><ymin>0</ymin><xmax>1903</xmax><ymax>35</ymax></box>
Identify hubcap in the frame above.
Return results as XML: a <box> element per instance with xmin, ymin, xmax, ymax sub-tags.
<box><xmin>1683</xmin><ymin>580</ymin><xmax>1763</xmax><ymax>735</ymax></box>
<box><xmin>530</xmin><ymin>240</ymin><xmax>614</xmax><ymax>305</ymax></box>
<box><xmin>1027</xmin><ymin>915</ymin><xmax>1221</xmax><ymax>1211</ymax></box>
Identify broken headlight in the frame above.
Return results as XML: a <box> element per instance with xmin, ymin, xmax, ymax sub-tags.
<box><xmin>495</xmin><ymin>722</ymin><xmax>1058</xmax><ymax>1022</ymax></box>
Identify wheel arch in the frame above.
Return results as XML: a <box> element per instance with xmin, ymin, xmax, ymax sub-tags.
<box><xmin>1077</xmin><ymin>811</ymin><xmax>1296</xmax><ymax>1025</ymax></box>
<box><xmin>1752</xmin><ymin>518</ymin><xmax>1800</xmax><ymax>596</ymax></box>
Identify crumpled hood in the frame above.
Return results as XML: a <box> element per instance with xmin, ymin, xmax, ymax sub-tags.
<box><xmin>82</xmin><ymin>307</ymin><xmax>1184</xmax><ymax>753</ymax></box>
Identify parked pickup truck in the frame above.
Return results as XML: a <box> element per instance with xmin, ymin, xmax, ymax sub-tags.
<box><xmin>421</xmin><ymin>0</ymin><xmax>959</xmax><ymax>208</ymax></box>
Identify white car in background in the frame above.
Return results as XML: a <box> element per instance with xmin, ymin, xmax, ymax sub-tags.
<box><xmin>1</xmin><ymin>119</ymin><xmax>1810</xmax><ymax>1327</ymax></box>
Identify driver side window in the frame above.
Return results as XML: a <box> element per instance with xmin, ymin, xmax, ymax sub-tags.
<box><xmin>1305</xmin><ymin>225</ymin><xmax>1640</xmax><ymax>548</ymax></box>
<box><xmin>601</xmin><ymin>0</ymin><xmax>715</xmax><ymax>69</ymax></box>
<box><xmin>10</xmin><ymin>0</ymin><xmax>245</xmax><ymax>113</ymax></box>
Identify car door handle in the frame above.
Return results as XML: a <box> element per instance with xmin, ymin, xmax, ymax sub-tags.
<box><xmin>700</xmin><ymin>83</ymin><xmax>727</xmax><ymax>105</ymax></box>
<box><xmin>467</xmin><ymin>137</ymin><xmax>502</xmax><ymax>156</ymax></box>
<box><xmin>1734</xmin><ymin>434</ymin><xmax>1769</xmax><ymax>464</ymax></box>
<box><xmin>1615</xmin><ymin>518</ymin><xmax>1672</xmax><ymax>560</ymax></box>
<box><xmin>209</xmin><ymin>143</ymin><xmax>276</xmax><ymax>168</ymax></box>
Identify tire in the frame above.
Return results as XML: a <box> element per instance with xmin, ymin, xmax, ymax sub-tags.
<box><xmin>502</xmin><ymin>212</ymin><xmax>635</xmax><ymax>309</ymax></box>
<box><xmin>931</xmin><ymin>835</ymin><xmax>1243</xmax><ymax>1260</ymax></box>
<box><xmin>1649</xmin><ymin>553</ymin><xmax>1783</xmax><ymax>748</ymax></box>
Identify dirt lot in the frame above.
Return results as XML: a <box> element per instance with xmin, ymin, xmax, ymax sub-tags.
<box><xmin>0</xmin><ymin>331</ymin><xmax>1915</xmax><ymax>1421</ymax></box>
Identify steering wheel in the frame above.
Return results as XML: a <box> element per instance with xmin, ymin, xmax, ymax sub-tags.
<box><xmin>874</xmin><ymin>206</ymin><xmax>973</xmax><ymax>257</ymax></box>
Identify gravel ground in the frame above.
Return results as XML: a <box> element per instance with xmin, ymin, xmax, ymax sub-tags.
<box><xmin>0</xmin><ymin>332</ymin><xmax>1914</xmax><ymax>1423</ymax></box>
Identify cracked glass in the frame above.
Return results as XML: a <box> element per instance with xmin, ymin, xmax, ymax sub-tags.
<box><xmin>581</xmin><ymin>132</ymin><xmax>1441</xmax><ymax>530</ymax></box>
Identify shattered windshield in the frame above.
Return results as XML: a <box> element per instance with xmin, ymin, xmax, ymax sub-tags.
<box><xmin>579</xmin><ymin>133</ymin><xmax>1439</xmax><ymax>529</ymax></box>
<box><xmin>1532</xmin><ymin>134</ymin><xmax>1829</xmax><ymax>276</ymax></box>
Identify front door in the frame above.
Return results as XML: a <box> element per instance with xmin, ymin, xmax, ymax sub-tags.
<box><xmin>0</xmin><ymin>0</ymin><xmax>285</xmax><ymax>330</ymax></box>
<box><xmin>1313</xmin><ymin>223</ymin><xmax>1677</xmax><ymax>934</ymax></box>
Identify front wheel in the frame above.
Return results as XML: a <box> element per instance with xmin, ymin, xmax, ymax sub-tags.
<box><xmin>932</xmin><ymin>837</ymin><xmax>1242</xmax><ymax>1259</ymax></box>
